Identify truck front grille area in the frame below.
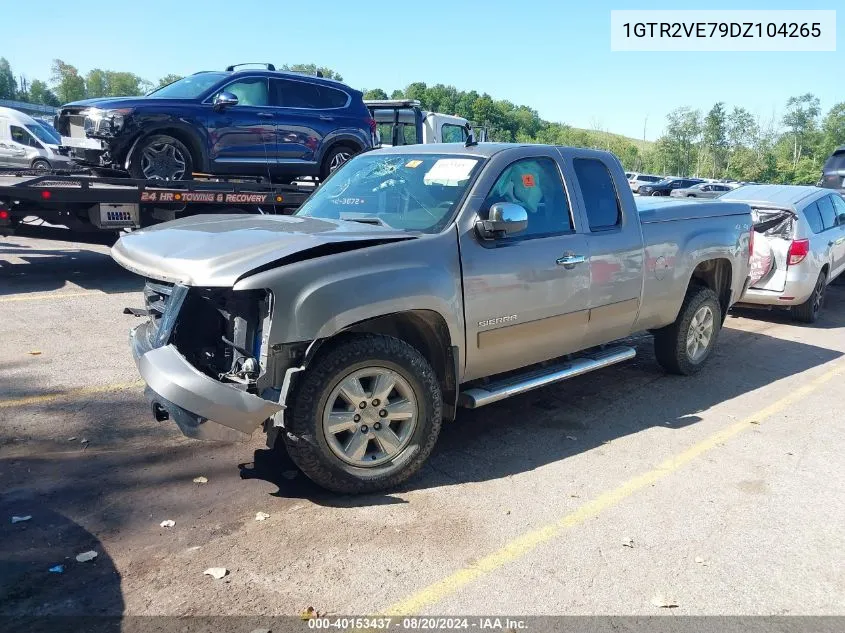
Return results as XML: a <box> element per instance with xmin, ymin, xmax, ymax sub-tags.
<box><xmin>142</xmin><ymin>279</ymin><xmax>187</xmax><ymax>348</ymax></box>
<box><xmin>171</xmin><ymin>288</ymin><xmax>271</xmax><ymax>387</ymax></box>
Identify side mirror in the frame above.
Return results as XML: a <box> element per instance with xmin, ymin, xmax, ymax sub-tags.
<box><xmin>838</xmin><ymin>213</ymin><xmax>845</xmax><ymax>225</ymax></box>
<box><xmin>213</xmin><ymin>91</ymin><xmax>239</xmax><ymax>111</ymax></box>
<box><xmin>476</xmin><ymin>202</ymin><xmax>528</xmax><ymax>240</ymax></box>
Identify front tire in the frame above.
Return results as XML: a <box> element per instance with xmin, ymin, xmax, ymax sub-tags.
<box><xmin>128</xmin><ymin>134</ymin><xmax>193</xmax><ymax>181</ymax></box>
<box><xmin>792</xmin><ymin>271</ymin><xmax>826</xmax><ymax>323</ymax></box>
<box><xmin>651</xmin><ymin>190</ymin><xmax>663</xmax><ymax>197</ymax></box>
<box><xmin>654</xmin><ymin>285</ymin><xmax>722</xmax><ymax>375</ymax></box>
<box><xmin>31</xmin><ymin>159</ymin><xmax>51</xmax><ymax>171</ymax></box>
<box><xmin>284</xmin><ymin>334</ymin><xmax>442</xmax><ymax>494</ymax></box>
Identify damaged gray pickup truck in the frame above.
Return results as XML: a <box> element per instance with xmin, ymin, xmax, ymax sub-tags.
<box><xmin>112</xmin><ymin>143</ymin><xmax>753</xmax><ymax>493</ymax></box>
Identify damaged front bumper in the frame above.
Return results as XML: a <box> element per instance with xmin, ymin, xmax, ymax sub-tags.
<box><xmin>130</xmin><ymin>321</ymin><xmax>282</xmax><ymax>442</ymax></box>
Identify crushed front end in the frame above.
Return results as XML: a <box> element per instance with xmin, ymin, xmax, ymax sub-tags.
<box><xmin>130</xmin><ymin>279</ymin><xmax>289</xmax><ymax>441</ymax></box>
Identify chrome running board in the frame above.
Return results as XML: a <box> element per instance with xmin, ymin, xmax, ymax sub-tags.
<box><xmin>458</xmin><ymin>346</ymin><xmax>636</xmax><ymax>409</ymax></box>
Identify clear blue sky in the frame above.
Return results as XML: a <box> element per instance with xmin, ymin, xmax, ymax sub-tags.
<box><xmin>3</xmin><ymin>0</ymin><xmax>841</xmax><ymax>140</ymax></box>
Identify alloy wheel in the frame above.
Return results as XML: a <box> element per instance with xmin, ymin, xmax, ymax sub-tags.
<box><xmin>329</xmin><ymin>151</ymin><xmax>351</xmax><ymax>173</ymax></box>
<box><xmin>686</xmin><ymin>305</ymin><xmax>714</xmax><ymax>363</ymax></box>
<box><xmin>322</xmin><ymin>367</ymin><xmax>418</xmax><ymax>467</ymax></box>
<box><xmin>140</xmin><ymin>142</ymin><xmax>187</xmax><ymax>180</ymax></box>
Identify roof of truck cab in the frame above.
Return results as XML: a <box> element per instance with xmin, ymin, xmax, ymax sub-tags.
<box><xmin>368</xmin><ymin>142</ymin><xmax>531</xmax><ymax>158</ymax></box>
<box><xmin>366</xmin><ymin>142</ymin><xmax>618</xmax><ymax>160</ymax></box>
<box><xmin>718</xmin><ymin>184</ymin><xmax>829</xmax><ymax>210</ymax></box>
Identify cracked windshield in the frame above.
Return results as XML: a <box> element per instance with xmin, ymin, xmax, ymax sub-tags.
<box><xmin>296</xmin><ymin>154</ymin><xmax>482</xmax><ymax>232</ymax></box>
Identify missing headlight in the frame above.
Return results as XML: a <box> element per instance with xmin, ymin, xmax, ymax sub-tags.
<box><xmin>171</xmin><ymin>288</ymin><xmax>271</xmax><ymax>389</ymax></box>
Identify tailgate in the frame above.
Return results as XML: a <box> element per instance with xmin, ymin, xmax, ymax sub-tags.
<box><xmin>750</xmin><ymin>207</ymin><xmax>795</xmax><ymax>292</ymax></box>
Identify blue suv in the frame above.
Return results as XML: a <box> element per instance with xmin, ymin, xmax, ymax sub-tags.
<box><xmin>56</xmin><ymin>64</ymin><xmax>376</xmax><ymax>182</ymax></box>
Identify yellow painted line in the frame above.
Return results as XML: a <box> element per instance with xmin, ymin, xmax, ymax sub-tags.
<box><xmin>0</xmin><ymin>291</ymin><xmax>105</xmax><ymax>303</ymax></box>
<box><xmin>381</xmin><ymin>361</ymin><xmax>844</xmax><ymax>616</ymax></box>
<box><xmin>0</xmin><ymin>381</ymin><xmax>144</xmax><ymax>408</ymax></box>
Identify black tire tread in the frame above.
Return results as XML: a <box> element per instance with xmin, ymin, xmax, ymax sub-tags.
<box><xmin>654</xmin><ymin>284</ymin><xmax>721</xmax><ymax>375</ymax></box>
<box><xmin>791</xmin><ymin>271</ymin><xmax>826</xmax><ymax>323</ymax></box>
<box><xmin>283</xmin><ymin>334</ymin><xmax>442</xmax><ymax>494</ymax></box>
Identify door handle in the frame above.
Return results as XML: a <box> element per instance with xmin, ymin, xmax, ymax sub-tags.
<box><xmin>256</xmin><ymin>112</ymin><xmax>274</xmax><ymax>118</ymax></box>
<box><xmin>319</xmin><ymin>115</ymin><xmax>334</xmax><ymax>121</ymax></box>
<box><xmin>556</xmin><ymin>254</ymin><xmax>586</xmax><ymax>269</ymax></box>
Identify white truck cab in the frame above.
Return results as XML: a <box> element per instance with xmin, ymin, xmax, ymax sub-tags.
<box><xmin>365</xmin><ymin>99</ymin><xmax>488</xmax><ymax>147</ymax></box>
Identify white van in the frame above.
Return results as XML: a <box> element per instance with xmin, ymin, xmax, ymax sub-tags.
<box><xmin>0</xmin><ymin>107</ymin><xmax>73</xmax><ymax>171</ymax></box>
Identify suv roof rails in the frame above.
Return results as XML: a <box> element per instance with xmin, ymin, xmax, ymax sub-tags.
<box><xmin>225</xmin><ymin>63</ymin><xmax>276</xmax><ymax>72</ymax></box>
<box><xmin>363</xmin><ymin>99</ymin><xmax>422</xmax><ymax>108</ymax></box>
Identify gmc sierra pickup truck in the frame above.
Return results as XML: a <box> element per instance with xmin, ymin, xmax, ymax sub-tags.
<box><xmin>112</xmin><ymin>143</ymin><xmax>753</xmax><ymax>493</ymax></box>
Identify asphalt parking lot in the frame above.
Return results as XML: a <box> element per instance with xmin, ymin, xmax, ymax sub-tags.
<box><xmin>2</xmin><ymin>231</ymin><xmax>845</xmax><ymax>620</ymax></box>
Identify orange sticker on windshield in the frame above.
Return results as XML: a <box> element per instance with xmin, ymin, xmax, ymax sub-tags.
<box><xmin>405</xmin><ymin>160</ymin><xmax>423</xmax><ymax>168</ymax></box>
<box><xmin>522</xmin><ymin>174</ymin><xmax>536</xmax><ymax>187</ymax></box>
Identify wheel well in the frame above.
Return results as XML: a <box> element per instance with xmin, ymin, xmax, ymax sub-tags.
<box><xmin>821</xmin><ymin>263</ymin><xmax>830</xmax><ymax>278</ymax></box>
<box><xmin>142</xmin><ymin>127</ymin><xmax>204</xmax><ymax>172</ymax></box>
<box><xmin>690</xmin><ymin>258</ymin><xmax>732</xmax><ymax>319</ymax></box>
<box><xmin>338</xmin><ymin>310</ymin><xmax>457</xmax><ymax>420</ymax></box>
<box><xmin>322</xmin><ymin>141</ymin><xmax>361</xmax><ymax>165</ymax></box>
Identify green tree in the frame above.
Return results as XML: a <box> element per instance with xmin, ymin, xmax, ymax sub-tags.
<box><xmin>782</xmin><ymin>93</ymin><xmax>821</xmax><ymax>167</ymax></box>
<box><xmin>661</xmin><ymin>107</ymin><xmax>701</xmax><ymax>176</ymax></box>
<box><xmin>702</xmin><ymin>102</ymin><xmax>728</xmax><ymax>178</ymax></box>
<box><xmin>280</xmin><ymin>64</ymin><xmax>342</xmax><ymax>81</ymax></box>
<box><xmin>28</xmin><ymin>79</ymin><xmax>60</xmax><ymax>107</ymax></box>
<box><xmin>820</xmin><ymin>102</ymin><xmax>845</xmax><ymax>158</ymax></box>
<box><xmin>363</xmin><ymin>88</ymin><xmax>388</xmax><ymax>100</ymax></box>
<box><xmin>390</xmin><ymin>89</ymin><xmax>404</xmax><ymax>99</ymax></box>
<box><xmin>51</xmin><ymin>59</ymin><xmax>86</xmax><ymax>104</ymax></box>
<box><xmin>157</xmin><ymin>74</ymin><xmax>183</xmax><ymax>88</ymax></box>
<box><xmin>86</xmin><ymin>68</ymin><xmax>109</xmax><ymax>98</ymax></box>
<box><xmin>0</xmin><ymin>57</ymin><xmax>17</xmax><ymax>99</ymax></box>
<box><xmin>107</xmin><ymin>71</ymin><xmax>148</xmax><ymax>96</ymax></box>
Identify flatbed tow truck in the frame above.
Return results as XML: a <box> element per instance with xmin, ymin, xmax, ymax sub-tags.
<box><xmin>0</xmin><ymin>168</ymin><xmax>314</xmax><ymax>242</ymax></box>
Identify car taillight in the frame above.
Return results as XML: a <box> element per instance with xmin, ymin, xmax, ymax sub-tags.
<box><xmin>788</xmin><ymin>238</ymin><xmax>810</xmax><ymax>265</ymax></box>
<box><xmin>0</xmin><ymin>209</ymin><xmax>9</xmax><ymax>220</ymax></box>
<box><xmin>366</xmin><ymin>117</ymin><xmax>377</xmax><ymax>133</ymax></box>
<box><xmin>749</xmin><ymin>228</ymin><xmax>754</xmax><ymax>258</ymax></box>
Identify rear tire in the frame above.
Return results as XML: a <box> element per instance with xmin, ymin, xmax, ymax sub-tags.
<box><xmin>283</xmin><ymin>334</ymin><xmax>442</xmax><ymax>494</ymax></box>
<box><xmin>128</xmin><ymin>134</ymin><xmax>193</xmax><ymax>181</ymax></box>
<box><xmin>319</xmin><ymin>144</ymin><xmax>358</xmax><ymax>180</ymax></box>
<box><xmin>654</xmin><ymin>285</ymin><xmax>722</xmax><ymax>375</ymax></box>
<box><xmin>792</xmin><ymin>271</ymin><xmax>826</xmax><ymax>324</ymax></box>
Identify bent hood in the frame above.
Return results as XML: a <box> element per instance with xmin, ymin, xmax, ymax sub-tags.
<box><xmin>111</xmin><ymin>214</ymin><xmax>415</xmax><ymax>286</ymax></box>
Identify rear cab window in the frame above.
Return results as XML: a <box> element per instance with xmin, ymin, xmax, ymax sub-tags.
<box><xmin>572</xmin><ymin>158</ymin><xmax>622</xmax><ymax>231</ymax></box>
<box><xmin>441</xmin><ymin>124</ymin><xmax>467</xmax><ymax>143</ymax></box>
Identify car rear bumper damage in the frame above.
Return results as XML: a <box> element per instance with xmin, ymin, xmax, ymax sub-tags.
<box><xmin>736</xmin><ymin>273</ymin><xmax>816</xmax><ymax>307</ymax></box>
<box><xmin>130</xmin><ymin>321</ymin><xmax>281</xmax><ymax>442</ymax></box>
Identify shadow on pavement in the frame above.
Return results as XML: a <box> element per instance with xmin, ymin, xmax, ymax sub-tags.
<box><xmin>729</xmin><ymin>278</ymin><xmax>845</xmax><ymax>329</ymax></box>
<box><xmin>250</xmin><ymin>312</ymin><xmax>843</xmax><ymax>499</ymax></box>
<box><xmin>0</xmin><ymin>237</ymin><xmax>140</xmax><ymax>296</ymax></box>
<box><xmin>0</xmin><ymin>496</ymin><xmax>124</xmax><ymax>624</ymax></box>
